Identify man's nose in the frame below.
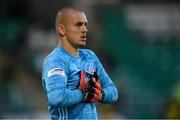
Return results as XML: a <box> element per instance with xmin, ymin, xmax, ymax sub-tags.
<box><xmin>81</xmin><ymin>25</ymin><xmax>88</xmax><ymax>33</ymax></box>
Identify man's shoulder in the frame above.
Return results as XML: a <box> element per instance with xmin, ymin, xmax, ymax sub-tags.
<box><xmin>43</xmin><ymin>47</ymin><xmax>67</xmax><ymax>64</ymax></box>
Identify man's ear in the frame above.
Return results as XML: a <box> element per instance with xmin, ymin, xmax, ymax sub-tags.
<box><xmin>57</xmin><ymin>24</ymin><xmax>65</xmax><ymax>36</ymax></box>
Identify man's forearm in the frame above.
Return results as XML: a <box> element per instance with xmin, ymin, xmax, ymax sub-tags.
<box><xmin>101</xmin><ymin>84</ymin><xmax>118</xmax><ymax>103</ymax></box>
<box><xmin>47</xmin><ymin>88</ymin><xmax>83</xmax><ymax>107</ymax></box>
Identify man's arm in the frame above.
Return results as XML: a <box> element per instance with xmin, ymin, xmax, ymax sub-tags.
<box><xmin>42</xmin><ymin>57</ymin><xmax>82</xmax><ymax>107</ymax></box>
<box><xmin>93</xmin><ymin>52</ymin><xmax>119</xmax><ymax>103</ymax></box>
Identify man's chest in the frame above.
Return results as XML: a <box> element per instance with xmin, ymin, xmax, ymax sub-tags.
<box><xmin>66</xmin><ymin>57</ymin><xmax>96</xmax><ymax>89</ymax></box>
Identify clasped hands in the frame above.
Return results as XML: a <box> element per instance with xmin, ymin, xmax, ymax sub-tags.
<box><xmin>79</xmin><ymin>70</ymin><xmax>104</xmax><ymax>102</ymax></box>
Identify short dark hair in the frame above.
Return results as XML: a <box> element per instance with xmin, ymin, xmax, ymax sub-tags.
<box><xmin>55</xmin><ymin>6</ymin><xmax>85</xmax><ymax>36</ymax></box>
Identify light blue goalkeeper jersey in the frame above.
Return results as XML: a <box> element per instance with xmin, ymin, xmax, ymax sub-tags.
<box><xmin>42</xmin><ymin>45</ymin><xmax>118</xmax><ymax>119</ymax></box>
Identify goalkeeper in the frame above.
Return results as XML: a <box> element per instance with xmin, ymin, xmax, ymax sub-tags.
<box><xmin>42</xmin><ymin>6</ymin><xmax>118</xmax><ymax>119</ymax></box>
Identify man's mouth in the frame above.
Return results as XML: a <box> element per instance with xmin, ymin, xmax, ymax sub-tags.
<box><xmin>81</xmin><ymin>35</ymin><xmax>86</xmax><ymax>41</ymax></box>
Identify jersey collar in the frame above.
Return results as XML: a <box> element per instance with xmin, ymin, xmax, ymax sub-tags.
<box><xmin>57</xmin><ymin>45</ymin><xmax>80</xmax><ymax>59</ymax></box>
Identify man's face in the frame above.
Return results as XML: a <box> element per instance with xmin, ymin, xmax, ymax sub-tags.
<box><xmin>64</xmin><ymin>10</ymin><xmax>88</xmax><ymax>48</ymax></box>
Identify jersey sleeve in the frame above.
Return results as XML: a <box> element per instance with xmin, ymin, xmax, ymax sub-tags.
<box><xmin>42</xmin><ymin>55</ymin><xmax>82</xmax><ymax>107</ymax></box>
<box><xmin>91</xmin><ymin>51</ymin><xmax>118</xmax><ymax>103</ymax></box>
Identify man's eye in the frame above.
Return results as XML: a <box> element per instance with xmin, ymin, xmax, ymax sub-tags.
<box><xmin>85</xmin><ymin>23</ymin><xmax>88</xmax><ymax>27</ymax></box>
<box><xmin>74</xmin><ymin>22</ymin><xmax>88</xmax><ymax>29</ymax></box>
<box><xmin>75</xmin><ymin>22</ymin><xmax>82</xmax><ymax>26</ymax></box>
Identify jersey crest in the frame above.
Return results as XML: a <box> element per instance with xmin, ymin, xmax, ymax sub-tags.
<box><xmin>89</xmin><ymin>66</ymin><xmax>94</xmax><ymax>74</ymax></box>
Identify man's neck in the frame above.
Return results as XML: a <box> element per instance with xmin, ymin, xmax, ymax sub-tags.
<box><xmin>59</xmin><ymin>39</ymin><xmax>78</xmax><ymax>57</ymax></box>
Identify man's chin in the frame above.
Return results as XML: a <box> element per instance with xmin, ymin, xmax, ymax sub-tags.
<box><xmin>78</xmin><ymin>43</ymin><xmax>86</xmax><ymax>48</ymax></box>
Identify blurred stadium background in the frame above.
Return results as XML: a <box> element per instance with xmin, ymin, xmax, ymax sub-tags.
<box><xmin>0</xmin><ymin>0</ymin><xmax>180</xmax><ymax>119</ymax></box>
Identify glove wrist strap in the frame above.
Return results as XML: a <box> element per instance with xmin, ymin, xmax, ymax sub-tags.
<box><xmin>98</xmin><ymin>90</ymin><xmax>105</xmax><ymax>102</ymax></box>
